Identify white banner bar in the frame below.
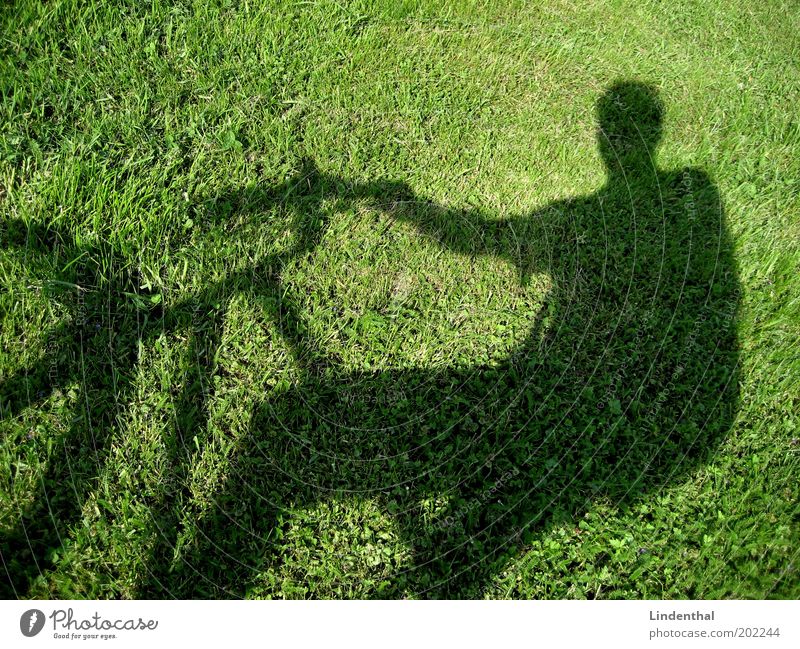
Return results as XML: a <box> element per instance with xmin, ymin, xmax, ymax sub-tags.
<box><xmin>2</xmin><ymin>600</ymin><xmax>797</xmax><ymax>648</ymax></box>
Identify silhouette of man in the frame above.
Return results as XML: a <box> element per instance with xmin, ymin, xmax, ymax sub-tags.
<box><xmin>146</xmin><ymin>81</ymin><xmax>739</xmax><ymax>598</ymax></box>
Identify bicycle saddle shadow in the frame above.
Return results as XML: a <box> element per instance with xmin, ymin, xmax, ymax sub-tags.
<box><xmin>146</xmin><ymin>81</ymin><xmax>740</xmax><ymax>598</ymax></box>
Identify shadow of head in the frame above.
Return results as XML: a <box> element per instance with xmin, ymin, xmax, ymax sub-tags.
<box><xmin>596</xmin><ymin>81</ymin><xmax>664</xmax><ymax>175</ymax></box>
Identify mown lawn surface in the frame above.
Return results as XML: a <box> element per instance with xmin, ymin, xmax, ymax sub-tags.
<box><xmin>1</xmin><ymin>0</ymin><xmax>798</xmax><ymax>598</ymax></box>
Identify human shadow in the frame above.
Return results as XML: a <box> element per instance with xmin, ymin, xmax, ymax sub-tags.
<box><xmin>142</xmin><ymin>81</ymin><xmax>741</xmax><ymax>598</ymax></box>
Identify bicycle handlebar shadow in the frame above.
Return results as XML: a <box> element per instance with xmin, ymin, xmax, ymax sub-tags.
<box><xmin>141</xmin><ymin>81</ymin><xmax>741</xmax><ymax>598</ymax></box>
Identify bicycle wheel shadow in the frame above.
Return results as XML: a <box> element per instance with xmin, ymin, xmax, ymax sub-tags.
<box><xmin>0</xmin><ymin>216</ymin><xmax>168</xmax><ymax>597</ymax></box>
<box><xmin>0</xmin><ymin>160</ymin><xmax>334</xmax><ymax>597</ymax></box>
<box><xmin>149</xmin><ymin>81</ymin><xmax>741</xmax><ymax>598</ymax></box>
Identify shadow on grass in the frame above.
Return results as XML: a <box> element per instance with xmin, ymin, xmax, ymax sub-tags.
<box><xmin>1</xmin><ymin>81</ymin><xmax>740</xmax><ymax>598</ymax></box>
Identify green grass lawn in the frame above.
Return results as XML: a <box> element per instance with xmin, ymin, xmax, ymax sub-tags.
<box><xmin>1</xmin><ymin>0</ymin><xmax>798</xmax><ymax>599</ymax></box>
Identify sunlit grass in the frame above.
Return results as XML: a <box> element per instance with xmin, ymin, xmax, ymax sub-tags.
<box><xmin>1</xmin><ymin>0</ymin><xmax>797</xmax><ymax>598</ymax></box>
